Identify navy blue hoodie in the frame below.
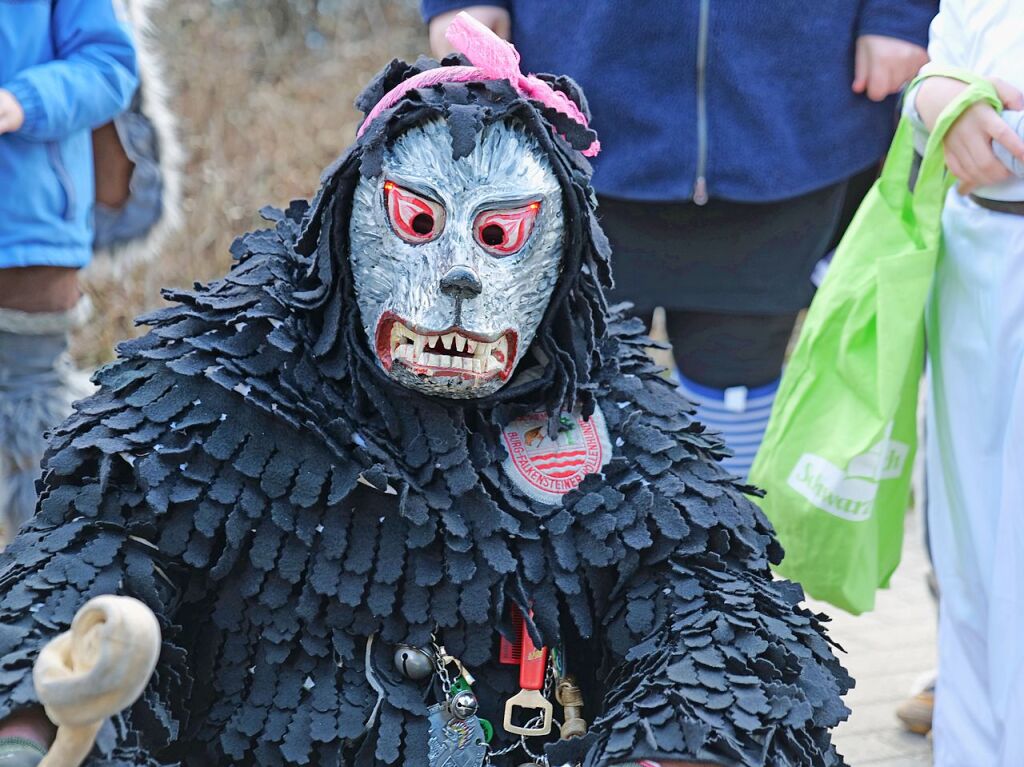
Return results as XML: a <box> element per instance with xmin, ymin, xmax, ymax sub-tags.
<box><xmin>421</xmin><ymin>0</ymin><xmax>936</xmax><ymax>203</ymax></box>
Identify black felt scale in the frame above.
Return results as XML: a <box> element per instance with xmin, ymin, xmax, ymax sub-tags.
<box><xmin>0</xmin><ymin>56</ymin><xmax>852</xmax><ymax>767</ymax></box>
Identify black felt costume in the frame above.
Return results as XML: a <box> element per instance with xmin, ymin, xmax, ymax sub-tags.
<box><xmin>0</xmin><ymin>56</ymin><xmax>852</xmax><ymax>767</ymax></box>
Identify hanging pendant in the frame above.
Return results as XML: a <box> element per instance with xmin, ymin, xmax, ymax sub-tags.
<box><xmin>427</xmin><ymin>702</ymin><xmax>489</xmax><ymax>767</ymax></box>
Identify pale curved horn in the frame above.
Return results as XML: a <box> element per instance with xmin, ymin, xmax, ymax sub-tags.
<box><xmin>33</xmin><ymin>595</ymin><xmax>161</xmax><ymax>767</ymax></box>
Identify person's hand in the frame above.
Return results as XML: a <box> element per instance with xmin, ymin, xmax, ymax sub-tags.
<box><xmin>428</xmin><ymin>5</ymin><xmax>511</xmax><ymax>58</ymax></box>
<box><xmin>852</xmin><ymin>35</ymin><xmax>929</xmax><ymax>102</ymax></box>
<box><xmin>916</xmin><ymin>76</ymin><xmax>1024</xmax><ymax>194</ymax></box>
<box><xmin>0</xmin><ymin>89</ymin><xmax>25</xmax><ymax>135</ymax></box>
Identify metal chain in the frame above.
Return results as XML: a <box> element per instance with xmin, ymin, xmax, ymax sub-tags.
<box><xmin>483</xmin><ymin>650</ymin><xmax>564</xmax><ymax>767</ymax></box>
<box><xmin>429</xmin><ymin>635</ymin><xmax>578</xmax><ymax>767</ymax></box>
<box><xmin>518</xmin><ymin>731</ymin><xmax>550</xmax><ymax>766</ymax></box>
<box><xmin>483</xmin><ymin>739</ymin><xmax>521</xmax><ymax>763</ymax></box>
<box><xmin>543</xmin><ymin>651</ymin><xmax>557</xmax><ymax>699</ymax></box>
<box><xmin>430</xmin><ymin>637</ymin><xmax>455</xmax><ymax>697</ymax></box>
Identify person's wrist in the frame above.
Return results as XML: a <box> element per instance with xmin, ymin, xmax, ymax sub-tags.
<box><xmin>0</xmin><ymin>84</ymin><xmax>32</xmax><ymax>133</ymax></box>
<box><xmin>915</xmin><ymin>77</ymin><xmax>968</xmax><ymax>131</ymax></box>
<box><xmin>856</xmin><ymin>28</ymin><xmax>927</xmax><ymax>50</ymax></box>
<box><xmin>427</xmin><ymin>5</ymin><xmax>511</xmax><ymax>58</ymax></box>
<box><xmin>422</xmin><ymin>0</ymin><xmax>507</xmax><ymax>24</ymax></box>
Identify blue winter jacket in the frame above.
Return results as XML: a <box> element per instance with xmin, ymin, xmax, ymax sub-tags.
<box><xmin>0</xmin><ymin>0</ymin><xmax>138</xmax><ymax>269</ymax></box>
<box><xmin>421</xmin><ymin>0</ymin><xmax>937</xmax><ymax>202</ymax></box>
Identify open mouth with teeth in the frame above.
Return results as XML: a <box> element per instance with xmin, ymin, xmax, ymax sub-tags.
<box><xmin>375</xmin><ymin>311</ymin><xmax>519</xmax><ymax>381</ymax></box>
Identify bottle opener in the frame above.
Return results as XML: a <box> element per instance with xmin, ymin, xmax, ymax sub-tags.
<box><xmin>501</xmin><ymin>607</ymin><xmax>553</xmax><ymax>737</ymax></box>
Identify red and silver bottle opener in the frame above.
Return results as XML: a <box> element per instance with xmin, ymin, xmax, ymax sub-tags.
<box><xmin>501</xmin><ymin>605</ymin><xmax>553</xmax><ymax>737</ymax></box>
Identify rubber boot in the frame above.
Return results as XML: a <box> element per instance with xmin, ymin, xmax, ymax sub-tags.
<box><xmin>0</xmin><ymin>304</ymin><xmax>92</xmax><ymax>545</ymax></box>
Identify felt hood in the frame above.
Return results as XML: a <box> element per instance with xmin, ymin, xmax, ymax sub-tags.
<box><xmin>289</xmin><ymin>54</ymin><xmax>614</xmax><ymax>424</ymax></box>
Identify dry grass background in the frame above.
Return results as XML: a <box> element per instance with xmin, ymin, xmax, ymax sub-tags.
<box><xmin>73</xmin><ymin>0</ymin><xmax>426</xmax><ymax>367</ymax></box>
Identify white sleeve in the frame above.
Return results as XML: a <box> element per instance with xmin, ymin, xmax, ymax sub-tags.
<box><xmin>904</xmin><ymin>0</ymin><xmax>969</xmax><ymax>154</ymax></box>
<box><xmin>902</xmin><ymin>81</ymin><xmax>930</xmax><ymax>156</ymax></box>
<box><xmin>920</xmin><ymin>0</ymin><xmax>967</xmax><ymax>71</ymax></box>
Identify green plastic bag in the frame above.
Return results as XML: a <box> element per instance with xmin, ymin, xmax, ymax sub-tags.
<box><xmin>749</xmin><ymin>75</ymin><xmax>1001</xmax><ymax>614</ymax></box>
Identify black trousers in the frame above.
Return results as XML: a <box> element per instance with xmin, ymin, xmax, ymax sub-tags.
<box><xmin>655</xmin><ymin>310</ymin><xmax>798</xmax><ymax>390</ymax></box>
<box><xmin>617</xmin><ymin>166</ymin><xmax>879</xmax><ymax>390</ymax></box>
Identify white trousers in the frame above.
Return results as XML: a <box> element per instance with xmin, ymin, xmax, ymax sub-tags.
<box><xmin>926</xmin><ymin>192</ymin><xmax>1024</xmax><ymax>766</ymax></box>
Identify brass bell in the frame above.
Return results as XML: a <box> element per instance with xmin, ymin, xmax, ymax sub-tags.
<box><xmin>393</xmin><ymin>645</ymin><xmax>434</xmax><ymax>680</ymax></box>
<box><xmin>449</xmin><ymin>689</ymin><xmax>479</xmax><ymax>720</ymax></box>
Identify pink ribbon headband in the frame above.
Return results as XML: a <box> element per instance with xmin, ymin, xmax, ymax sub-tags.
<box><xmin>357</xmin><ymin>12</ymin><xmax>601</xmax><ymax>157</ymax></box>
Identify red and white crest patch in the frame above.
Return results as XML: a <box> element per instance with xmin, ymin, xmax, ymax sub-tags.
<box><xmin>500</xmin><ymin>406</ymin><xmax>611</xmax><ymax>505</ymax></box>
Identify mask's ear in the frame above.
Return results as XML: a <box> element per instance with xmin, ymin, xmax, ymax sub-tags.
<box><xmin>296</xmin><ymin>175</ymin><xmax>335</xmax><ymax>256</ymax></box>
<box><xmin>296</xmin><ymin>158</ymin><xmax>345</xmax><ymax>257</ymax></box>
<box><xmin>533</xmin><ymin>73</ymin><xmax>592</xmax><ymax>122</ymax></box>
<box><xmin>291</xmin><ymin>147</ymin><xmax>362</xmax><ymax>317</ymax></box>
<box><xmin>354</xmin><ymin>57</ymin><xmax>429</xmax><ymax>118</ymax></box>
<box><xmin>528</xmin><ymin>73</ymin><xmax>598</xmax><ymax>157</ymax></box>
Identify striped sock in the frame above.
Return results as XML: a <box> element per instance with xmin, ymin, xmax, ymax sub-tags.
<box><xmin>675</xmin><ymin>370</ymin><xmax>780</xmax><ymax>479</ymax></box>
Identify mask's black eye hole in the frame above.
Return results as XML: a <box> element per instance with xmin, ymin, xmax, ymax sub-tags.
<box><xmin>384</xmin><ymin>180</ymin><xmax>446</xmax><ymax>244</ymax></box>
<box><xmin>412</xmin><ymin>213</ymin><xmax>434</xmax><ymax>235</ymax></box>
<box><xmin>481</xmin><ymin>224</ymin><xmax>505</xmax><ymax>246</ymax></box>
<box><xmin>473</xmin><ymin>201</ymin><xmax>542</xmax><ymax>257</ymax></box>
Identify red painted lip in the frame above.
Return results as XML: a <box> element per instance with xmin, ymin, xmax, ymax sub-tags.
<box><xmin>375</xmin><ymin>310</ymin><xmax>518</xmax><ymax>381</ymax></box>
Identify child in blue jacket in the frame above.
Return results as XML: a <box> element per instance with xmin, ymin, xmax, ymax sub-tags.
<box><xmin>0</xmin><ymin>0</ymin><xmax>137</xmax><ymax>544</ymax></box>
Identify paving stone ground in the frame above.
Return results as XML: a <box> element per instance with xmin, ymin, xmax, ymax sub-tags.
<box><xmin>806</xmin><ymin>509</ymin><xmax>937</xmax><ymax>767</ymax></box>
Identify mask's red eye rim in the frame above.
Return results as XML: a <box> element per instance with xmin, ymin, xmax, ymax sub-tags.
<box><xmin>384</xmin><ymin>180</ymin><xmax>445</xmax><ymax>244</ymax></box>
<box><xmin>473</xmin><ymin>200</ymin><xmax>542</xmax><ymax>257</ymax></box>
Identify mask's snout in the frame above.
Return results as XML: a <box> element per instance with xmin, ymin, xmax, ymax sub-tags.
<box><xmin>439</xmin><ymin>265</ymin><xmax>483</xmax><ymax>301</ymax></box>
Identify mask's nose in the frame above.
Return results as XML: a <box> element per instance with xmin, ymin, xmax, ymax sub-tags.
<box><xmin>440</xmin><ymin>265</ymin><xmax>483</xmax><ymax>301</ymax></box>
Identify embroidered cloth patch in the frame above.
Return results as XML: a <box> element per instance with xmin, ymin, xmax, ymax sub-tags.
<box><xmin>500</xmin><ymin>405</ymin><xmax>611</xmax><ymax>505</ymax></box>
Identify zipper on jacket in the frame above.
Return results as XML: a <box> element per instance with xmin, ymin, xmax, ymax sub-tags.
<box><xmin>693</xmin><ymin>0</ymin><xmax>710</xmax><ymax>206</ymax></box>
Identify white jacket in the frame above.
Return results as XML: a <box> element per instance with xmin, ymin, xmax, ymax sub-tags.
<box><xmin>920</xmin><ymin>0</ymin><xmax>1024</xmax><ymax>201</ymax></box>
